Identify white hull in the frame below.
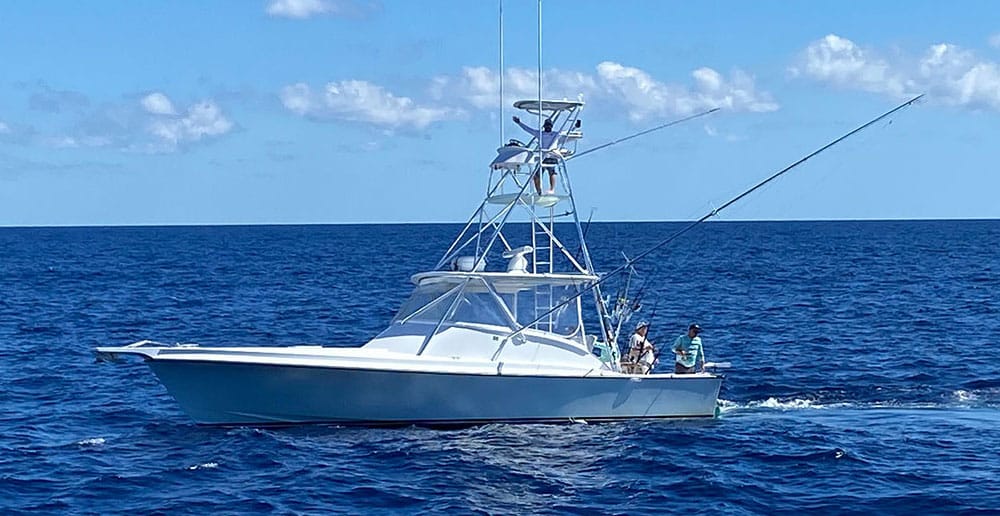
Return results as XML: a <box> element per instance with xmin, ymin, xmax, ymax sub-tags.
<box><xmin>94</xmin><ymin>98</ymin><xmax>732</xmax><ymax>427</ymax></box>
<box><xmin>144</xmin><ymin>358</ymin><xmax>721</xmax><ymax>426</ymax></box>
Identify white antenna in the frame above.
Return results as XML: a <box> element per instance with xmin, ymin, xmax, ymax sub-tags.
<box><xmin>536</xmin><ymin>0</ymin><xmax>542</xmax><ymax>163</ymax></box>
<box><xmin>499</xmin><ymin>0</ymin><xmax>504</xmax><ymax>146</ymax></box>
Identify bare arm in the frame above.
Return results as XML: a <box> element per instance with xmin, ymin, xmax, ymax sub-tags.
<box><xmin>512</xmin><ymin>116</ymin><xmax>539</xmax><ymax>138</ymax></box>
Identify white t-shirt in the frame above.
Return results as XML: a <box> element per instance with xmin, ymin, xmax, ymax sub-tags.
<box><xmin>514</xmin><ymin>119</ymin><xmax>569</xmax><ymax>151</ymax></box>
<box><xmin>628</xmin><ymin>333</ymin><xmax>651</xmax><ymax>355</ymax></box>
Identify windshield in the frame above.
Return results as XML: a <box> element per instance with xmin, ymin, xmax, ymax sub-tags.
<box><xmin>393</xmin><ymin>279</ymin><xmax>584</xmax><ymax>336</ymax></box>
<box><xmin>392</xmin><ymin>281</ymin><xmax>512</xmax><ymax>328</ymax></box>
<box><xmin>392</xmin><ymin>283</ymin><xmax>456</xmax><ymax>324</ymax></box>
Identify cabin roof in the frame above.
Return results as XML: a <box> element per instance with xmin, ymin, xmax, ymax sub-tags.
<box><xmin>411</xmin><ymin>271</ymin><xmax>597</xmax><ymax>289</ymax></box>
<box><xmin>513</xmin><ymin>99</ymin><xmax>585</xmax><ymax>112</ymax></box>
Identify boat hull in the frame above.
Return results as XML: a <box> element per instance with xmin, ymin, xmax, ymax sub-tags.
<box><xmin>146</xmin><ymin>359</ymin><xmax>722</xmax><ymax>425</ymax></box>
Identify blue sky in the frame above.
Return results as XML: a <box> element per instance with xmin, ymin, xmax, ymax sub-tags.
<box><xmin>1</xmin><ymin>0</ymin><xmax>999</xmax><ymax>225</ymax></box>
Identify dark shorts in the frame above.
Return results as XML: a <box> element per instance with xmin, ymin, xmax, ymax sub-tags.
<box><xmin>675</xmin><ymin>363</ymin><xmax>695</xmax><ymax>374</ymax></box>
<box><xmin>541</xmin><ymin>157</ymin><xmax>558</xmax><ymax>172</ymax></box>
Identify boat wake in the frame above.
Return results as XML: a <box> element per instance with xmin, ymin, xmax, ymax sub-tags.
<box><xmin>718</xmin><ymin>398</ymin><xmax>843</xmax><ymax>412</ymax></box>
<box><xmin>719</xmin><ymin>387</ymin><xmax>1000</xmax><ymax>414</ymax></box>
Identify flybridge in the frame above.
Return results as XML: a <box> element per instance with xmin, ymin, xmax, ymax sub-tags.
<box><xmin>437</xmin><ymin>98</ymin><xmax>589</xmax><ymax>278</ymax></box>
<box><xmin>430</xmin><ymin>98</ymin><xmax>609</xmax><ymax>347</ymax></box>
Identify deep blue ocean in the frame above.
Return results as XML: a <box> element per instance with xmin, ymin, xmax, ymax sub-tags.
<box><xmin>1</xmin><ymin>221</ymin><xmax>998</xmax><ymax>514</ymax></box>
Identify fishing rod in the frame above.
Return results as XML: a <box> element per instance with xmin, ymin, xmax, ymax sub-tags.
<box><xmin>568</xmin><ymin>109</ymin><xmax>718</xmax><ymax>266</ymax></box>
<box><xmin>610</xmin><ymin>252</ymin><xmax>639</xmax><ymax>346</ymax></box>
<box><xmin>503</xmin><ymin>94</ymin><xmax>924</xmax><ymax>343</ymax></box>
<box><xmin>632</xmin><ymin>297</ymin><xmax>660</xmax><ymax>374</ymax></box>
<box><xmin>650</xmin><ymin>322</ymin><xmax>685</xmax><ymax>373</ymax></box>
<box><xmin>567</xmin><ymin>107</ymin><xmax>720</xmax><ymax>162</ymax></box>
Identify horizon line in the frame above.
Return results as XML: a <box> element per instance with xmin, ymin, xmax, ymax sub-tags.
<box><xmin>2</xmin><ymin>216</ymin><xmax>999</xmax><ymax>229</ymax></box>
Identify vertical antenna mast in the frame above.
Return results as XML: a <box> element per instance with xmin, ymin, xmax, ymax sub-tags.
<box><xmin>537</xmin><ymin>0</ymin><xmax>542</xmax><ymax>139</ymax></box>
<box><xmin>499</xmin><ymin>0</ymin><xmax>504</xmax><ymax>146</ymax></box>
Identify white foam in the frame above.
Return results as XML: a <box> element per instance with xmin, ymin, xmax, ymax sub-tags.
<box><xmin>952</xmin><ymin>389</ymin><xmax>980</xmax><ymax>402</ymax></box>
<box><xmin>187</xmin><ymin>462</ymin><xmax>219</xmax><ymax>470</ymax></box>
<box><xmin>77</xmin><ymin>437</ymin><xmax>106</xmax><ymax>446</ymax></box>
<box><xmin>719</xmin><ymin>397</ymin><xmax>852</xmax><ymax>412</ymax></box>
<box><xmin>752</xmin><ymin>397</ymin><xmax>828</xmax><ymax>410</ymax></box>
<box><xmin>716</xmin><ymin>399</ymin><xmax>741</xmax><ymax>413</ymax></box>
<box><xmin>721</xmin><ymin>394</ymin><xmax>999</xmax><ymax>414</ymax></box>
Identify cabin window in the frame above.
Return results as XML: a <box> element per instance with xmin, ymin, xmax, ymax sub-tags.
<box><xmin>449</xmin><ymin>290</ymin><xmax>512</xmax><ymax>328</ymax></box>
<box><xmin>395</xmin><ymin>279</ymin><xmax>584</xmax><ymax>337</ymax></box>
<box><xmin>511</xmin><ymin>285</ymin><xmax>583</xmax><ymax>336</ymax></box>
<box><xmin>392</xmin><ymin>283</ymin><xmax>458</xmax><ymax>324</ymax></box>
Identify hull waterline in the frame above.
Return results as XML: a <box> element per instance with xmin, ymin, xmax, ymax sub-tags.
<box><xmin>146</xmin><ymin>359</ymin><xmax>722</xmax><ymax>426</ymax></box>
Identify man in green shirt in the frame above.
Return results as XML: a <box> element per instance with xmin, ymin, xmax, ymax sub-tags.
<box><xmin>672</xmin><ymin>323</ymin><xmax>705</xmax><ymax>374</ymax></box>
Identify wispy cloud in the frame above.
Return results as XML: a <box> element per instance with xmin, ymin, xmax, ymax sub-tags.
<box><xmin>41</xmin><ymin>135</ymin><xmax>114</xmax><ymax>149</ymax></box>
<box><xmin>280</xmin><ymin>80</ymin><xmax>462</xmax><ymax>129</ymax></box>
<box><xmin>989</xmin><ymin>33</ymin><xmax>1000</xmax><ymax>49</ymax></box>
<box><xmin>142</xmin><ymin>93</ymin><xmax>234</xmax><ymax>149</ymax></box>
<box><xmin>0</xmin><ymin>119</ymin><xmax>37</xmax><ymax>145</ymax></box>
<box><xmin>0</xmin><ymin>151</ymin><xmax>124</xmax><ymax>179</ymax></box>
<box><xmin>3</xmin><ymin>91</ymin><xmax>234</xmax><ymax>153</ymax></box>
<box><xmin>430</xmin><ymin>62</ymin><xmax>778</xmax><ymax>122</ymax></box>
<box><xmin>428</xmin><ymin>66</ymin><xmax>597</xmax><ymax>110</ymax></box>
<box><xmin>265</xmin><ymin>0</ymin><xmax>379</xmax><ymax>19</ymax></box>
<box><xmin>27</xmin><ymin>83</ymin><xmax>91</xmax><ymax>113</ymax></box>
<box><xmin>284</xmin><ymin>61</ymin><xmax>775</xmax><ymax>130</ymax></box>
<box><xmin>596</xmin><ymin>62</ymin><xmax>778</xmax><ymax>120</ymax></box>
<box><xmin>792</xmin><ymin>34</ymin><xmax>1000</xmax><ymax>111</ymax></box>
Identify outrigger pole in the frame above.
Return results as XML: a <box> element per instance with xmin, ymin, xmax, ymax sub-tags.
<box><xmin>567</xmin><ymin>107</ymin><xmax>721</xmax><ymax>162</ymax></box>
<box><xmin>506</xmin><ymin>94</ymin><xmax>925</xmax><ymax>340</ymax></box>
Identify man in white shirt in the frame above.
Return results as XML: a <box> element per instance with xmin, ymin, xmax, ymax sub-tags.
<box><xmin>624</xmin><ymin>321</ymin><xmax>656</xmax><ymax>374</ymax></box>
<box><xmin>512</xmin><ymin>116</ymin><xmax>566</xmax><ymax>195</ymax></box>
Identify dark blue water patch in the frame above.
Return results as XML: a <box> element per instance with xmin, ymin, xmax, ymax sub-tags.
<box><xmin>1</xmin><ymin>221</ymin><xmax>999</xmax><ymax>514</ymax></box>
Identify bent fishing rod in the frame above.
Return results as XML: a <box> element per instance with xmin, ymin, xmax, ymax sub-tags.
<box><xmin>505</xmin><ymin>94</ymin><xmax>924</xmax><ymax>343</ymax></box>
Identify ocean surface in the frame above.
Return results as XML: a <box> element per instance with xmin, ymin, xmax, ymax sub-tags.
<box><xmin>1</xmin><ymin>221</ymin><xmax>998</xmax><ymax>514</ymax></box>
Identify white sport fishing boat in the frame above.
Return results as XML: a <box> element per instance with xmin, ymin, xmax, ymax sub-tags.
<box><xmin>96</xmin><ymin>98</ymin><xmax>723</xmax><ymax>426</ymax></box>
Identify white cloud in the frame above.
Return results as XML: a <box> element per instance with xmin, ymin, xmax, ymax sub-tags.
<box><xmin>266</xmin><ymin>0</ymin><xmax>333</xmax><ymax>18</ymax></box>
<box><xmin>285</xmin><ymin>62</ymin><xmax>774</xmax><ymax>130</ymax></box>
<box><xmin>265</xmin><ymin>0</ymin><xmax>375</xmax><ymax>19</ymax></box>
<box><xmin>790</xmin><ymin>34</ymin><xmax>909</xmax><ymax>97</ymax></box>
<box><xmin>141</xmin><ymin>92</ymin><xmax>177</xmax><ymax>115</ymax></box>
<box><xmin>280</xmin><ymin>80</ymin><xmax>460</xmax><ymax>128</ymax></box>
<box><xmin>794</xmin><ymin>34</ymin><xmax>1000</xmax><ymax>111</ymax></box>
<box><xmin>1</xmin><ymin>93</ymin><xmax>232</xmax><ymax>152</ymax></box>
<box><xmin>431</xmin><ymin>62</ymin><xmax>776</xmax><ymax>122</ymax></box>
<box><xmin>597</xmin><ymin>62</ymin><xmax>777</xmax><ymax>120</ymax></box>
<box><xmin>147</xmin><ymin>100</ymin><xmax>234</xmax><ymax>147</ymax></box>
<box><xmin>429</xmin><ymin>66</ymin><xmax>597</xmax><ymax>110</ymax></box>
<box><xmin>989</xmin><ymin>33</ymin><xmax>1000</xmax><ymax>49</ymax></box>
